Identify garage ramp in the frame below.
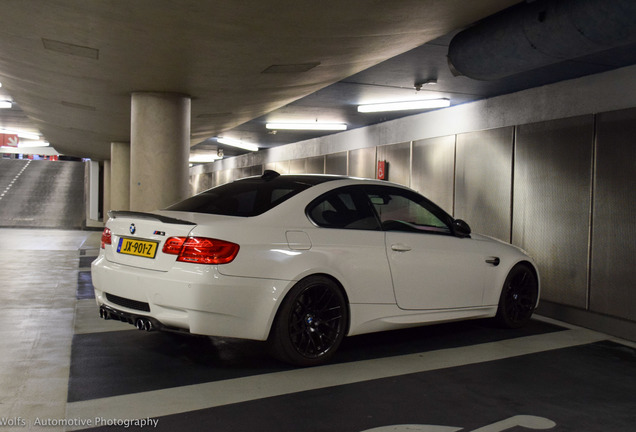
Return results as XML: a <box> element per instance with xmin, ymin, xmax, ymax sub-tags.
<box><xmin>0</xmin><ymin>159</ymin><xmax>86</xmax><ymax>229</ymax></box>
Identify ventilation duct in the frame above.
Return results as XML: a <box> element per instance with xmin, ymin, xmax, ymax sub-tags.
<box><xmin>448</xmin><ymin>0</ymin><xmax>636</xmax><ymax>80</ymax></box>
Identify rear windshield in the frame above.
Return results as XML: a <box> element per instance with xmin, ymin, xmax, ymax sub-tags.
<box><xmin>166</xmin><ymin>174</ymin><xmax>340</xmax><ymax>217</ymax></box>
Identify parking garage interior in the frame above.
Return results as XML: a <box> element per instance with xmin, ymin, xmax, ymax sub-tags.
<box><xmin>1</xmin><ymin>1</ymin><xmax>635</xmax><ymax>431</ymax></box>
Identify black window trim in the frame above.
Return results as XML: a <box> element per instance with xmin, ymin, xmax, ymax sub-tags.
<box><xmin>305</xmin><ymin>184</ymin><xmax>458</xmax><ymax>236</ymax></box>
<box><xmin>305</xmin><ymin>185</ymin><xmax>382</xmax><ymax>231</ymax></box>
<box><xmin>362</xmin><ymin>185</ymin><xmax>455</xmax><ymax>236</ymax></box>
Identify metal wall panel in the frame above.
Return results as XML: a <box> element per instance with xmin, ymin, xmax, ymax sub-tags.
<box><xmin>348</xmin><ymin>147</ymin><xmax>375</xmax><ymax>179</ymax></box>
<box><xmin>377</xmin><ymin>142</ymin><xmax>410</xmax><ymax>186</ymax></box>
<box><xmin>214</xmin><ymin>169</ymin><xmax>234</xmax><ymax>186</ymax></box>
<box><xmin>513</xmin><ymin>116</ymin><xmax>594</xmax><ymax>308</ymax></box>
<box><xmin>412</xmin><ymin>135</ymin><xmax>455</xmax><ymax>216</ymax></box>
<box><xmin>273</xmin><ymin>160</ymin><xmax>290</xmax><ymax>174</ymax></box>
<box><xmin>190</xmin><ymin>172</ymin><xmax>214</xmax><ymax>195</ymax></box>
<box><xmin>591</xmin><ymin>108</ymin><xmax>636</xmax><ymax>321</ymax></box>
<box><xmin>325</xmin><ymin>152</ymin><xmax>346</xmax><ymax>175</ymax></box>
<box><xmin>306</xmin><ymin>156</ymin><xmax>325</xmax><ymax>174</ymax></box>
<box><xmin>248</xmin><ymin>165</ymin><xmax>263</xmax><ymax>177</ymax></box>
<box><xmin>235</xmin><ymin>166</ymin><xmax>257</xmax><ymax>179</ymax></box>
<box><xmin>192</xmin><ymin>165</ymin><xmax>261</xmax><ymax>192</ymax></box>
<box><xmin>264</xmin><ymin>161</ymin><xmax>290</xmax><ymax>174</ymax></box>
<box><xmin>456</xmin><ymin>127</ymin><xmax>513</xmax><ymax>241</ymax></box>
<box><xmin>289</xmin><ymin>159</ymin><xmax>306</xmax><ymax>174</ymax></box>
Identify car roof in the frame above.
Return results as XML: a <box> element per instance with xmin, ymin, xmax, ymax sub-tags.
<box><xmin>236</xmin><ymin>171</ymin><xmax>399</xmax><ymax>188</ymax></box>
<box><xmin>237</xmin><ymin>170</ymin><xmax>349</xmax><ymax>185</ymax></box>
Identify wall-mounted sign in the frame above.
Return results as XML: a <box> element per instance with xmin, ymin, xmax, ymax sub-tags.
<box><xmin>377</xmin><ymin>160</ymin><xmax>387</xmax><ymax>180</ymax></box>
<box><xmin>1</xmin><ymin>133</ymin><xmax>19</xmax><ymax>147</ymax></box>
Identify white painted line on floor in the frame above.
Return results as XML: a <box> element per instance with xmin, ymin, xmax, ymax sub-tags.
<box><xmin>65</xmin><ymin>327</ymin><xmax>608</xmax><ymax>429</ymax></box>
<box><xmin>0</xmin><ymin>160</ymin><xmax>31</xmax><ymax>200</ymax></box>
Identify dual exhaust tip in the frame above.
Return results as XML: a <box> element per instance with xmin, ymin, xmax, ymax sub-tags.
<box><xmin>99</xmin><ymin>306</ymin><xmax>154</xmax><ymax>332</ymax></box>
<box><xmin>135</xmin><ymin>317</ymin><xmax>154</xmax><ymax>332</ymax></box>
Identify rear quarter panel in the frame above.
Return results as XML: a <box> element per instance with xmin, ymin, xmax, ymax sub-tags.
<box><xmin>181</xmin><ymin>184</ymin><xmax>398</xmax><ymax>306</ymax></box>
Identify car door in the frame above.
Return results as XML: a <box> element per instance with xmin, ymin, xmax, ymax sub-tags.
<box><xmin>366</xmin><ymin>186</ymin><xmax>490</xmax><ymax>310</ymax></box>
<box><xmin>305</xmin><ymin>186</ymin><xmax>395</xmax><ymax>304</ymax></box>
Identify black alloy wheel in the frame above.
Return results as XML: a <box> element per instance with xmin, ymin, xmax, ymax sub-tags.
<box><xmin>269</xmin><ymin>275</ymin><xmax>348</xmax><ymax>366</ymax></box>
<box><xmin>495</xmin><ymin>263</ymin><xmax>538</xmax><ymax>328</ymax></box>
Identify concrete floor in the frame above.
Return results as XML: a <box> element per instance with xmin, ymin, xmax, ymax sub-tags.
<box><xmin>0</xmin><ymin>228</ymin><xmax>634</xmax><ymax>432</ymax></box>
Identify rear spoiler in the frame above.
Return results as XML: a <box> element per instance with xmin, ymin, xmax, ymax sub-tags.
<box><xmin>108</xmin><ymin>211</ymin><xmax>196</xmax><ymax>226</ymax></box>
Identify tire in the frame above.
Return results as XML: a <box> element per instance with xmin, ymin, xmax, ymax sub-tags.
<box><xmin>269</xmin><ymin>275</ymin><xmax>348</xmax><ymax>367</ymax></box>
<box><xmin>495</xmin><ymin>263</ymin><xmax>538</xmax><ymax>328</ymax></box>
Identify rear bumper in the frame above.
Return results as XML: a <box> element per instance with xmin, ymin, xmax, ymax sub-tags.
<box><xmin>91</xmin><ymin>254</ymin><xmax>293</xmax><ymax>341</ymax></box>
<box><xmin>98</xmin><ymin>304</ymin><xmax>167</xmax><ymax>332</ymax></box>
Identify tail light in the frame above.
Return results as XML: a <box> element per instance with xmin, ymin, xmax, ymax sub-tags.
<box><xmin>101</xmin><ymin>227</ymin><xmax>112</xmax><ymax>249</ymax></box>
<box><xmin>162</xmin><ymin>237</ymin><xmax>239</xmax><ymax>264</ymax></box>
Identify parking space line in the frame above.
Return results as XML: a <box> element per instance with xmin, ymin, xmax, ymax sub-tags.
<box><xmin>65</xmin><ymin>326</ymin><xmax>608</xmax><ymax>428</ymax></box>
<box><xmin>0</xmin><ymin>160</ymin><xmax>30</xmax><ymax>201</ymax></box>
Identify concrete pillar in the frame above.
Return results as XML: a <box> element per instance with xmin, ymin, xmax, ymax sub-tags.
<box><xmin>103</xmin><ymin>159</ymin><xmax>111</xmax><ymax>220</ymax></box>
<box><xmin>110</xmin><ymin>141</ymin><xmax>131</xmax><ymax>212</ymax></box>
<box><xmin>130</xmin><ymin>92</ymin><xmax>190</xmax><ymax>211</ymax></box>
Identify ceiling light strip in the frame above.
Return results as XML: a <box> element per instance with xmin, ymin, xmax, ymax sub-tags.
<box><xmin>216</xmin><ymin>137</ymin><xmax>259</xmax><ymax>152</ymax></box>
<box><xmin>266</xmin><ymin>123</ymin><xmax>347</xmax><ymax>131</ymax></box>
<box><xmin>189</xmin><ymin>154</ymin><xmax>222</xmax><ymax>164</ymax></box>
<box><xmin>358</xmin><ymin>98</ymin><xmax>450</xmax><ymax>113</ymax></box>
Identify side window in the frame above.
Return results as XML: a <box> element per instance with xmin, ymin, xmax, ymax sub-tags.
<box><xmin>307</xmin><ymin>188</ymin><xmax>381</xmax><ymax>230</ymax></box>
<box><xmin>271</xmin><ymin>188</ymin><xmax>295</xmax><ymax>203</ymax></box>
<box><xmin>368</xmin><ymin>187</ymin><xmax>451</xmax><ymax>234</ymax></box>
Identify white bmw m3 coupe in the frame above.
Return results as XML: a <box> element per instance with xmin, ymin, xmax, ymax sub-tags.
<box><xmin>92</xmin><ymin>171</ymin><xmax>540</xmax><ymax>366</ymax></box>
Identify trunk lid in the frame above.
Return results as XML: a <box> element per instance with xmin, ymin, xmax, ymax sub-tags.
<box><xmin>104</xmin><ymin>211</ymin><xmax>196</xmax><ymax>272</ymax></box>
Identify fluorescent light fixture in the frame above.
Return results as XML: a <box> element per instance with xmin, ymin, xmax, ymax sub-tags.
<box><xmin>266</xmin><ymin>122</ymin><xmax>347</xmax><ymax>131</ymax></box>
<box><xmin>358</xmin><ymin>98</ymin><xmax>450</xmax><ymax>113</ymax></box>
<box><xmin>216</xmin><ymin>137</ymin><xmax>259</xmax><ymax>152</ymax></box>
<box><xmin>1</xmin><ymin>145</ymin><xmax>59</xmax><ymax>156</ymax></box>
<box><xmin>0</xmin><ymin>101</ymin><xmax>12</xmax><ymax>109</ymax></box>
<box><xmin>189</xmin><ymin>153</ymin><xmax>222</xmax><ymax>164</ymax></box>
<box><xmin>18</xmin><ymin>140</ymin><xmax>49</xmax><ymax>148</ymax></box>
<box><xmin>18</xmin><ymin>132</ymin><xmax>41</xmax><ymax>140</ymax></box>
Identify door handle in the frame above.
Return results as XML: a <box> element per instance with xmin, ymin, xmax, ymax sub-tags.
<box><xmin>486</xmin><ymin>257</ymin><xmax>500</xmax><ymax>266</ymax></box>
<box><xmin>391</xmin><ymin>244</ymin><xmax>412</xmax><ymax>252</ymax></box>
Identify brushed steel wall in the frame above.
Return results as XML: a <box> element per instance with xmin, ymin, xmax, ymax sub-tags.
<box><xmin>376</xmin><ymin>141</ymin><xmax>410</xmax><ymax>186</ymax></box>
<box><xmin>456</xmin><ymin>127</ymin><xmax>513</xmax><ymax>241</ymax></box>
<box><xmin>325</xmin><ymin>152</ymin><xmax>347</xmax><ymax>175</ymax></box>
<box><xmin>306</xmin><ymin>156</ymin><xmax>326</xmax><ymax>174</ymax></box>
<box><xmin>190</xmin><ymin>172</ymin><xmax>213</xmax><ymax>195</ymax></box>
<box><xmin>513</xmin><ymin>116</ymin><xmax>594</xmax><ymax>308</ymax></box>
<box><xmin>289</xmin><ymin>159</ymin><xmax>305</xmax><ymax>174</ymax></box>
<box><xmin>265</xmin><ymin>160</ymin><xmax>291</xmax><ymax>174</ymax></box>
<box><xmin>412</xmin><ymin>135</ymin><xmax>456</xmax><ymax>215</ymax></box>
<box><xmin>188</xmin><ymin>109</ymin><xmax>635</xmax><ymax>329</ymax></box>
<box><xmin>348</xmin><ymin>147</ymin><xmax>376</xmax><ymax>179</ymax></box>
<box><xmin>591</xmin><ymin>108</ymin><xmax>636</xmax><ymax>321</ymax></box>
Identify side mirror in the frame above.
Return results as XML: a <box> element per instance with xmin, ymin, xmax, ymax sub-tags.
<box><xmin>453</xmin><ymin>219</ymin><xmax>471</xmax><ymax>238</ymax></box>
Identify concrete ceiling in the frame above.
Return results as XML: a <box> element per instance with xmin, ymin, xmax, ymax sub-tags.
<box><xmin>0</xmin><ymin>0</ymin><xmax>523</xmax><ymax>160</ymax></box>
<box><xmin>1</xmin><ymin>0</ymin><xmax>635</xmax><ymax>162</ymax></box>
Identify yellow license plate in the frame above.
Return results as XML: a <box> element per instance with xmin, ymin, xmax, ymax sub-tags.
<box><xmin>117</xmin><ymin>237</ymin><xmax>158</xmax><ymax>258</ymax></box>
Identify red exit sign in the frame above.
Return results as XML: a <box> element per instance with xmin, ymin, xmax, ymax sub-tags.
<box><xmin>377</xmin><ymin>160</ymin><xmax>387</xmax><ymax>180</ymax></box>
<box><xmin>1</xmin><ymin>133</ymin><xmax>19</xmax><ymax>147</ymax></box>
